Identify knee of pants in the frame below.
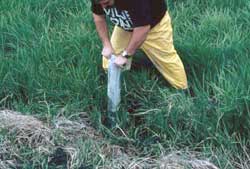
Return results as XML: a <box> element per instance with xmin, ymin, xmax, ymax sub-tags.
<box><xmin>161</xmin><ymin>65</ymin><xmax>188</xmax><ymax>90</ymax></box>
<box><xmin>172</xmin><ymin>80</ymin><xmax>188</xmax><ymax>90</ymax></box>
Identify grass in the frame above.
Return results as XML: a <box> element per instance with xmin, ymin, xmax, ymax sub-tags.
<box><xmin>1</xmin><ymin>0</ymin><xmax>250</xmax><ymax>168</ymax></box>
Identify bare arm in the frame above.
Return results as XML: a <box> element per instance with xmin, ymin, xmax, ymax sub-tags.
<box><xmin>126</xmin><ymin>25</ymin><xmax>151</xmax><ymax>55</ymax></box>
<box><xmin>114</xmin><ymin>25</ymin><xmax>150</xmax><ymax>67</ymax></box>
<box><xmin>93</xmin><ymin>13</ymin><xmax>112</xmax><ymax>47</ymax></box>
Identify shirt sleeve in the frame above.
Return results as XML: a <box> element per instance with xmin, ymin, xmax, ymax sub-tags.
<box><xmin>91</xmin><ymin>1</ymin><xmax>105</xmax><ymax>15</ymax></box>
<box><xmin>129</xmin><ymin>0</ymin><xmax>152</xmax><ymax>28</ymax></box>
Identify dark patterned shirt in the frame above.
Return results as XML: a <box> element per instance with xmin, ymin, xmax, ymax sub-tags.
<box><xmin>91</xmin><ymin>0</ymin><xmax>167</xmax><ymax>31</ymax></box>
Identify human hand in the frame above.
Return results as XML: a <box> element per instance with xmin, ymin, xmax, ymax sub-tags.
<box><xmin>102</xmin><ymin>44</ymin><xmax>114</xmax><ymax>59</ymax></box>
<box><xmin>114</xmin><ymin>55</ymin><xmax>128</xmax><ymax>68</ymax></box>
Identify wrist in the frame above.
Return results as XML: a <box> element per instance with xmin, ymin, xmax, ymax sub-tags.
<box><xmin>122</xmin><ymin>50</ymin><xmax>132</xmax><ymax>59</ymax></box>
<box><xmin>125</xmin><ymin>49</ymin><xmax>134</xmax><ymax>56</ymax></box>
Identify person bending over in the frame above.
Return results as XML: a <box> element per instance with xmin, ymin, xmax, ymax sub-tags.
<box><xmin>91</xmin><ymin>0</ymin><xmax>188</xmax><ymax>89</ymax></box>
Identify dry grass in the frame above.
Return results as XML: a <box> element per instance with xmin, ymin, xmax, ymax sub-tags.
<box><xmin>53</xmin><ymin>112</ymin><xmax>102</xmax><ymax>142</ymax></box>
<box><xmin>0</xmin><ymin>110</ymin><xmax>219</xmax><ymax>169</ymax></box>
<box><xmin>0</xmin><ymin>110</ymin><xmax>53</xmax><ymax>148</ymax></box>
<box><xmin>100</xmin><ymin>151</ymin><xmax>219</xmax><ymax>169</ymax></box>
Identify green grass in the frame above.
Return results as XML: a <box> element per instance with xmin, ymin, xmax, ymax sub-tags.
<box><xmin>1</xmin><ymin>0</ymin><xmax>250</xmax><ymax>168</ymax></box>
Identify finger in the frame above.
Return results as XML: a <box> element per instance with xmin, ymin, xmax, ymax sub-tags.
<box><xmin>118</xmin><ymin>63</ymin><xmax>126</xmax><ymax>69</ymax></box>
<box><xmin>114</xmin><ymin>61</ymin><xmax>124</xmax><ymax>68</ymax></box>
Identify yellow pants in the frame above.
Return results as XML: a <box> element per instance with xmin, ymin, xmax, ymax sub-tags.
<box><xmin>103</xmin><ymin>11</ymin><xmax>188</xmax><ymax>89</ymax></box>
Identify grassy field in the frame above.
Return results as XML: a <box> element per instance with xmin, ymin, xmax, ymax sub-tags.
<box><xmin>1</xmin><ymin>0</ymin><xmax>250</xmax><ymax>168</ymax></box>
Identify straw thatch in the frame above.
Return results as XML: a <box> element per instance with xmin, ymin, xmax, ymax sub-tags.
<box><xmin>0</xmin><ymin>110</ymin><xmax>219</xmax><ymax>169</ymax></box>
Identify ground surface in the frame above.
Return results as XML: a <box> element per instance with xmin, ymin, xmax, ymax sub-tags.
<box><xmin>0</xmin><ymin>0</ymin><xmax>250</xmax><ymax>168</ymax></box>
